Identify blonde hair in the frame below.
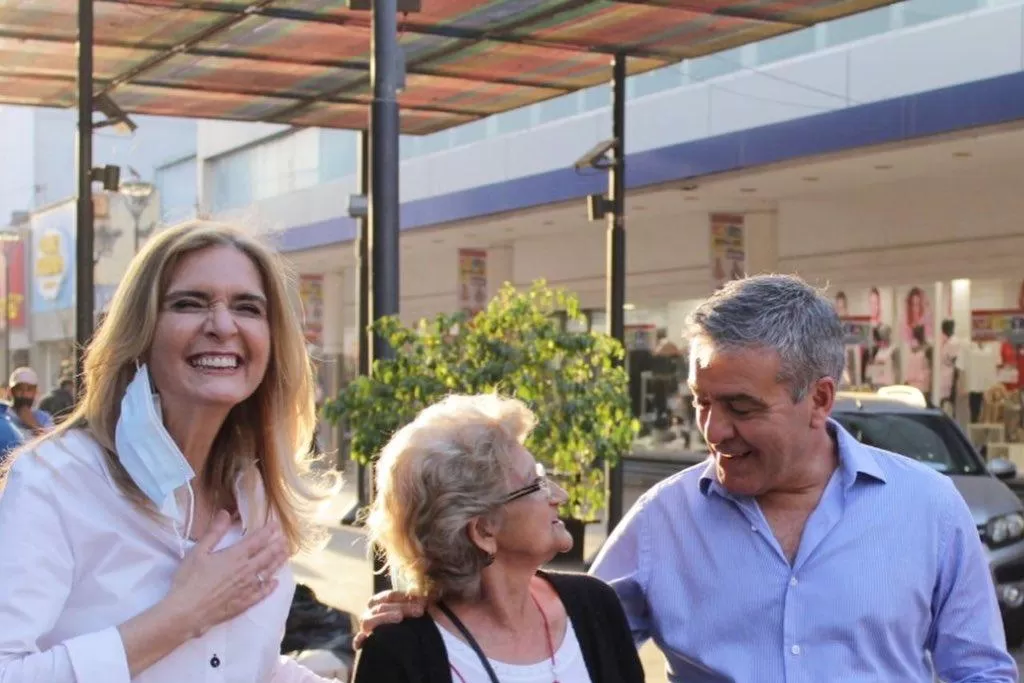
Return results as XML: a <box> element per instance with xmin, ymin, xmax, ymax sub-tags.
<box><xmin>48</xmin><ymin>221</ymin><xmax>334</xmax><ymax>552</ymax></box>
<box><xmin>367</xmin><ymin>394</ymin><xmax>537</xmax><ymax>601</ymax></box>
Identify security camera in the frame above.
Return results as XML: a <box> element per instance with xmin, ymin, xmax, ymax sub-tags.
<box><xmin>346</xmin><ymin>194</ymin><xmax>369</xmax><ymax>219</ymax></box>
<box><xmin>573</xmin><ymin>139</ymin><xmax>618</xmax><ymax>172</ymax></box>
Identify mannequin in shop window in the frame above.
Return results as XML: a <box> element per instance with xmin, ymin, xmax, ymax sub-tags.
<box><xmin>866</xmin><ymin>324</ymin><xmax>899</xmax><ymax>389</ymax></box>
<box><xmin>938</xmin><ymin>320</ymin><xmax>964</xmax><ymax>418</ymax></box>
<box><xmin>649</xmin><ymin>329</ymin><xmax>683</xmax><ymax>440</ymax></box>
<box><xmin>905</xmin><ymin>324</ymin><xmax>934</xmax><ymax>403</ymax></box>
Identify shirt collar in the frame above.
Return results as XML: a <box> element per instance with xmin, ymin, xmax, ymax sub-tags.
<box><xmin>698</xmin><ymin>417</ymin><xmax>887</xmax><ymax>498</ymax></box>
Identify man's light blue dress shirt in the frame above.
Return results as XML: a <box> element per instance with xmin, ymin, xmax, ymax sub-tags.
<box><xmin>591</xmin><ymin>421</ymin><xmax>1018</xmax><ymax>682</ymax></box>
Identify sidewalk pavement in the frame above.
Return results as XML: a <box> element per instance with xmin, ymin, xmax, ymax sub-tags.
<box><xmin>290</xmin><ymin>477</ymin><xmax>670</xmax><ymax>682</ymax></box>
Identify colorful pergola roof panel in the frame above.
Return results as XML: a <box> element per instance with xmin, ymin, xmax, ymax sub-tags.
<box><xmin>0</xmin><ymin>0</ymin><xmax>900</xmax><ymax>134</ymax></box>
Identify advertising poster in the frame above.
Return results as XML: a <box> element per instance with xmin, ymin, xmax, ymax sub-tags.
<box><xmin>709</xmin><ymin>213</ymin><xmax>745</xmax><ymax>290</ymax></box>
<box><xmin>901</xmin><ymin>285</ymin><xmax>934</xmax><ymax>343</ymax></box>
<box><xmin>0</xmin><ymin>239</ymin><xmax>26</xmax><ymax>329</ymax></box>
<box><xmin>458</xmin><ymin>249</ymin><xmax>488</xmax><ymax>316</ymax></box>
<box><xmin>971</xmin><ymin>309</ymin><xmax>1024</xmax><ymax>344</ymax></box>
<box><xmin>299</xmin><ymin>274</ymin><xmax>324</xmax><ymax>348</ymax></box>
<box><xmin>31</xmin><ymin>201</ymin><xmax>76</xmax><ymax>314</ymax></box>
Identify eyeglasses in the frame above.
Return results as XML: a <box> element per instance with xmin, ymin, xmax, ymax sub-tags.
<box><xmin>502</xmin><ymin>463</ymin><xmax>554</xmax><ymax>504</ymax></box>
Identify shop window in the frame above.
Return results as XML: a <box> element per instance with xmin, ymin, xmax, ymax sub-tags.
<box><xmin>687</xmin><ymin>47</ymin><xmax>743</xmax><ymax>82</ymax></box>
<box><xmin>154</xmin><ymin>156</ymin><xmax>197</xmax><ymax>225</ymax></box>
<box><xmin>319</xmin><ymin>129</ymin><xmax>357</xmax><ymax>182</ymax></box>
<box><xmin>450</xmin><ymin>118</ymin><xmax>488</xmax><ymax>148</ymax></box>
<box><xmin>208</xmin><ymin>149</ymin><xmax>252</xmax><ymax>213</ymax></box>
<box><xmin>630</xmin><ymin>64</ymin><xmax>685</xmax><ymax>99</ymax></box>
<box><xmin>753</xmin><ymin>28</ymin><xmax>817</xmax><ymax>65</ymax></box>
<box><xmin>536</xmin><ymin>92</ymin><xmax>582</xmax><ymax>124</ymax></box>
<box><xmin>902</xmin><ymin>0</ymin><xmax>983</xmax><ymax>26</ymax></box>
<box><xmin>823</xmin><ymin>5</ymin><xmax>895</xmax><ymax>46</ymax></box>
<box><xmin>576</xmin><ymin>84</ymin><xmax>607</xmax><ymax>112</ymax></box>
<box><xmin>494</xmin><ymin>105</ymin><xmax>534</xmax><ymax>135</ymax></box>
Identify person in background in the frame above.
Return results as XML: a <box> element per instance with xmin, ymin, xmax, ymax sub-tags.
<box><xmin>6</xmin><ymin>366</ymin><xmax>54</xmax><ymax>436</ymax></box>
<box><xmin>38</xmin><ymin>373</ymin><xmax>76</xmax><ymax>426</ymax></box>
<box><xmin>352</xmin><ymin>394</ymin><xmax>644</xmax><ymax>683</ymax></box>
<box><xmin>938</xmin><ymin>320</ymin><xmax>964</xmax><ymax>418</ymax></box>
<box><xmin>0</xmin><ymin>401</ymin><xmax>24</xmax><ymax>473</ymax></box>
<box><xmin>0</xmin><ymin>222</ymin><xmax>341</xmax><ymax>682</ymax></box>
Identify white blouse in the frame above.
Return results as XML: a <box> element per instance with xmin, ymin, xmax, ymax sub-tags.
<box><xmin>435</xmin><ymin>617</ymin><xmax>594</xmax><ymax>683</ymax></box>
<box><xmin>0</xmin><ymin>429</ymin><xmax>333</xmax><ymax>683</ymax></box>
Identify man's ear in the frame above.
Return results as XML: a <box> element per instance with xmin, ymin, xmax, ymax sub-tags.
<box><xmin>808</xmin><ymin>376</ymin><xmax>836</xmax><ymax>429</ymax></box>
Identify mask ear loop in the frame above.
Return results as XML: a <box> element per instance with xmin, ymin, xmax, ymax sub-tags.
<box><xmin>184</xmin><ymin>482</ymin><xmax>196</xmax><ymax>548</ymax></box>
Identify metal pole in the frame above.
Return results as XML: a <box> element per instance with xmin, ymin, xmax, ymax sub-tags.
<box><xmin>4</xmin><ymin>244</ymin><xmax>10</xmax><ymax>383</ymax></box>
<box><xmin>369</xmin><ymin>0</ymin><xmax>401</xmax><ymax>594</ymax></box>
<box><xmin>605</xmin><ymin>53</ymin><xmax>627</xmax><ymax>534</ymax></box>
<box><xmin>341</xmin><ymin>129</ymin><xmax>371</xmax><ymax>528</ymax></box>
<box><xmin>133</xmin><ymin>213</ymin><xmax>141</xmax><ymax>254</ymax></box>
<box><xmin>74</xmin><ymin>0</ymin><xmax>95</xmax><ymax>398</ymax></box>
<box><xmin>357</xmin><ymin>130</ymin><xmax>371</xmax><ymax>379</ymax></box>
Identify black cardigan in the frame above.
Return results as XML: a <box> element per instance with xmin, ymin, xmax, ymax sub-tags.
<box><xmin>352</xmin><ymin>571</ymin><xmax>645</xmax><ymax>683</ymax></box>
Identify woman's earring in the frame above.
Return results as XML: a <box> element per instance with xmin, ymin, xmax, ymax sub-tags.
<box><xmin>483</xmin><ymin>552</ymin><xmax>496</xmax><ymax>567</ymax></box>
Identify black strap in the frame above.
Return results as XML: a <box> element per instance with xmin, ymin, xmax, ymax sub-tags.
<box><xmin>437</xmin><ymin>601</ymin><xmax>501</xmax><ymax>683</ymax></box>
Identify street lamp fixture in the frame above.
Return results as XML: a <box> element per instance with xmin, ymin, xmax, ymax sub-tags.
<box><xmin>119</xmin><ymin>179</ymin><xmax>156</xmax><ymax>253</ymax></box>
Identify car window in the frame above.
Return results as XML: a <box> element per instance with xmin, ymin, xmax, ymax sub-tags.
<box><xmin>832</xmin><ymin>411</ymin><xmax>983</xmax><ymax>475</ymax></box>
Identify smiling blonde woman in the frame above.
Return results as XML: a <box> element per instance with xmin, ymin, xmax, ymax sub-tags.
<box><xmin>0</xmin><ymin>222</ymin><xmax>340</xmax><ymax>682</ymax></box>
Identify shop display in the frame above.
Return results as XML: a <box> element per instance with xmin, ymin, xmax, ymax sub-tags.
<box><xmin>967</xmin><ymin>340</ymin><xmax>1000</xmax><ymax>423</ymax></box>
<box><xmin>904</xmin><ymin>325</ymin><xmax>933</xmax><ymax>402</ymax></box>
<box><xmin>866</xmin><ymin>324</ymin><xmax>899</xmax><ymax>389</ymax></box>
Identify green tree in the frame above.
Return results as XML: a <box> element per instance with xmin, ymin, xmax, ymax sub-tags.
<box><xmin>322</xmin><ymin>280</ymin><xmax>638</xmax><ymax>522</ymax></box>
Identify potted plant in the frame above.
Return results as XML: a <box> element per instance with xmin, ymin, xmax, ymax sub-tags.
<box><xmin>322</xmin><ymin>280</ymin><xmax>638</xmax><ymax>563</ymax></box>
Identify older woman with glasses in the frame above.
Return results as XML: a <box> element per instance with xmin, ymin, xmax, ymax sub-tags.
<box><xmin>351</xmin><ymin>394</ymin><xmax>644</xmax><ymax>683</ymax></box>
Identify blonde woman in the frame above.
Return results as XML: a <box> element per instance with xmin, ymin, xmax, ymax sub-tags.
<box><xmin>0</xmin><ymin>223</ymin><xmax>339</xmax><ymax>682</ymax></box>
<box><xmin>352</xmin><ymin>394</ymin><xmax>644</xmax><ymax>683</ymax></box>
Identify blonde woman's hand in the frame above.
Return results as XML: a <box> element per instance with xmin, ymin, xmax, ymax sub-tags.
<box><xmin>167</xmin><ymin>509</ymin><xmax>290</xmax><ymax>637</ymax></box>
<box><xmin>353</xmin><ymin>591</ymin><xmax>427</xmax><ymax>649</ymax></box>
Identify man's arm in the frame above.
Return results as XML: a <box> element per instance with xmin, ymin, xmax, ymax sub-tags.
<box><xmin>929</xmin><ymin>480</ymin><xmax>1019</xmax><ymax>682</ymax></box>
<box><xmin>589</xmin><ymin>497</ymin><xmax>653</xmax><ymax>646</ymax></box>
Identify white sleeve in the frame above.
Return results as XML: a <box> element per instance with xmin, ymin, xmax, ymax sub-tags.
<box><xmin>270</xmin><ymin>654</ymin><xmax>342</xmax><ymax>683</ymax></box>
<box><xmin>0</xmin><ymin>459</ymin><xmax>131</xmax><ymax>683</ymax></box>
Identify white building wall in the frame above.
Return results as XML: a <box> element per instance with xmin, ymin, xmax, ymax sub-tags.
<box><xmin>199</xmin><ymin>3</ymin><xmax>1024</xmax><ymax>228</ymax></box>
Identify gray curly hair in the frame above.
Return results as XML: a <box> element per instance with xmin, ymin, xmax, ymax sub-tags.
<box><xmin>366</xmin><ymin>394</ymin><xmax>537</xmax><ymax>601</ymax></box>
<box><xmin>687</xmin><ymin>274</ymin><xmax>846</xmax><ymax>401</ymax></box>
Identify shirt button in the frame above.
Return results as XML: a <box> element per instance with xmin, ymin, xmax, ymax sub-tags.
<box><xmin>210</xmin><ymin>655</ymin><xmax>221</xmax><ymax>668</ymax></box>
<box><xmin>751</xmin><ymin>525</ymin><xmax>757</xmax><ymax>532</ymax></box>
<box><xmin>790</xmin><ymin>576</ymin><xmax>798</xmax><ymax>586</ymax></box>
<box><xmin>791</xmin><ymin>645</ymin><xmax>801</xmax><ymax>656</ymax></box>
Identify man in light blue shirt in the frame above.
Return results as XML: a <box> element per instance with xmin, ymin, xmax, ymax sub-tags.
<box><xmin>590</xmin><ymin>274</ymin><xmax>1016</xmax><ymax>682</ymax></box>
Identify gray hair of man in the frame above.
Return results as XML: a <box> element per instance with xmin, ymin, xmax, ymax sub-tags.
<box><xmin>366</xmin><ymin>393</ymin><xmax>538</xmax><ymax>602</ymax></box>
<box><xmin>686</xmin><ymin>274</ymin><xmax>846</xmax><ymax>402</ymax></box>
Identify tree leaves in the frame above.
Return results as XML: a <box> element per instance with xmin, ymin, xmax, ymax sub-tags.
<box><xmin>321</xmin><ymin>280</ymin><xmax>638</xmax><ymax>521</ymax></box>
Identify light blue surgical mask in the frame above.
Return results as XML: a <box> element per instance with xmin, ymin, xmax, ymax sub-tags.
<box><xmin>115</xmin><ymin>363</ymin><xmax>196</xmax><ymax>553</ymax></box>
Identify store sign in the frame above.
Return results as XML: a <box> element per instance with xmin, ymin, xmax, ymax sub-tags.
<box><xmin>299</xmin><ymin>274</ymin><xmax>324</xmax><ymax>348</ymax></box>
<box><xmin>971</xmin><ymin>309</ymin><xmax>1024</xmax><ymax>343</ymax></box>
<box><xmin>0</xmin><ymin>240</ymin><xmax>26</xmax><ymax>329</ymax></box>
<box><xmin>840</xmin><ymin>316</ymin><xmax>872</xmax><ymax>346</ymax></box>
<box><xmin>31</xmin><ymin>201</ymin><xmax>76</xmax><ymax>314</ymax></box>
<box><xmin>709</xmin><ymin>213</ymin><xmax>745</xmax><ymax>290</ymax></box>
<box><xmin>458</xmin><ymin>249</ymin><xmax>488</xmax><ymax>316</ymax></box>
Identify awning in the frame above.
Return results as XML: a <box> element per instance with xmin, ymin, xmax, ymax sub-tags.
<box><xmin>0</xmin><ymin>0</ymin><xmax>900</xmax><ymax>135</ymax></box>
